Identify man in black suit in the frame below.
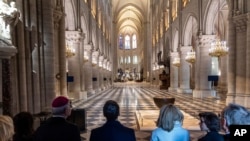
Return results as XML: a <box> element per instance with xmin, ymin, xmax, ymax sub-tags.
<box><xmin>90</xmin><ymin>100</ymin><xmax>136</xmax><ymax>141</ymax></box>
<box><xmin>33</xmin><ymin>96</ymin><xmax>81</xmax><ymax>141</ymax></box>
<box><xmin>198</xmin><ymin>112</ymin><xmax>224</xmax><ymax>141</ymax></box>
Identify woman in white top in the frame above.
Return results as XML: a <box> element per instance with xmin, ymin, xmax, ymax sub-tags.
<box><xmin>151</xmin><ymin>104</ymin><xmax>190</xmax><ymax>141</ymax></box>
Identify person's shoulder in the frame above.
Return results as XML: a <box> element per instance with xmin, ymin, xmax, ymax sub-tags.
<box><xmin>152</xmin><ymin>127</ymin><xmax>164</xmax><ymax>133</ymax></box>
<box><xmin>65</xmin><ymin>120</ymin><xmax>79</xmax><ymax>129</ymax></box>
<box><xmin>117</xmin><ymin>122</ymin><xmax>134</xmax><ymax>132</ymax></box>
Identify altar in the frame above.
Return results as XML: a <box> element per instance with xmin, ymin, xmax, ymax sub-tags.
<box><xmin>135</xmin><ymin>110</ymin><xmax>200</xmax><ymax>131</ymax></box>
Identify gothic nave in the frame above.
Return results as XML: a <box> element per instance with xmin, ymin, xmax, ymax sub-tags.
<box><xmin>1</xmin><ymin>0</ymin><xmax>250</xmax><ymax>140</ymax></box>
<box><xmin>72</xmin><ymin>82</ymin><xmax>225</xmax><ymax>140</ymax></box>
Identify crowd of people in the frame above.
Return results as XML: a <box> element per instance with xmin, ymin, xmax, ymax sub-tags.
<box><xmin>0</xmin><ymin>95</ymin><xmax>250</xmax><ymax>141</ymax></box>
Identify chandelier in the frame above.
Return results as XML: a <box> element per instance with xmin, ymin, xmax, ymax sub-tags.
<box><xmin>209</xmin><ymin>0</ymin><xmax>228</xmax><ymax>58</ymax></box>
<box><xmin>185</xmin><ymin>50</ymin><xmax>196</xmax><ymax>63</ymax></box>
<box><xmin>209</xmin><ymin>38</ymin><xmax>228</xmax><ymax>57</ymax></box>
<box><xmin>172</xmin><ymin>57</ymin><xmax>180</xmax><ymax>67</ymax></box>
<box><xmin>66</xmin><ymin>44</ymin><xmax>75</xmax><ymax>57</ymax></box>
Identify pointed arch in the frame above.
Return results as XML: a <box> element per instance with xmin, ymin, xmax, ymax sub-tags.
<box><xmin>183</xmin><ymin>14</ymin><xmax>198</xmax><ymax>46</ymax></box>
<box><xmin>172</xmin><ymin>29</ymin><xmax>179</xmax><ymax>52</ymax></box>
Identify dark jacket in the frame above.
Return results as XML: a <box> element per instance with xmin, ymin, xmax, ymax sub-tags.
<box><xmin>198</xmin><ymin>131</ymin><xmax>224</xmax><ymax>141</ymax></box>
<box><xmin>13</xmin><ymin>134</ymin><xmax>33</xmax><ymax>141</ymax></box>
<box><xmin>33</xmin><ymin>117</ymin><xmax>81</xmax><ymax>141</ymax></box>
<box><xmin>90</xmin><ymin>120</ymin><xmax>136</xmax><ymax>141</ymax></box>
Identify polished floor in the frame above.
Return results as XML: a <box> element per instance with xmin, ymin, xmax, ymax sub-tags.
<box><xmin>72</xmin><ymin>82</ymin><xmax>226</xmax><ymax>141</ymax></box>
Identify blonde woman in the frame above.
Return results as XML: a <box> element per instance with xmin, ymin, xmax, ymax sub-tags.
<box><xmin>151</xmin><ymin>104</ymin><xmax>190</xmax><ymax>141</ymax></box>
<box><xmin>0</xmin><ymin>115</ymin><xmax>14</xmax><ymax>141</ymax></box>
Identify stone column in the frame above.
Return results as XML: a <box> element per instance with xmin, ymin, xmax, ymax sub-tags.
<box><xmin>246</xmin><ymin>14</ymin><xmax>250</xmax><ymax>89</ymax></box>
<box><xmin>193</xmin><ymin>35</ymin><xmax>215</xmax><ymax>98</ymax></box>
<box><xmin>102</xmin><ymin>58</ymin><xmax>107</xmax><ymax>89</ymax></box>
<box><xmin>0</xmin><ymin>42</ymin><xmax>16</xmax><ymax>115</ymax></box>
<box><xmin>168</xmin><ymin>52</ymin><xmax>179</xmax><ymax>92</ymax></box>
<box><xmin>15</xmin><ymin>19</ymin><xmax>28</xmax><ymax>111</ymax></box>
<box><xmin>0</xmin><ymin>59</ymin><xmax>2</xmax><ymax>114</ymax></box>
<box><xmin>245</xmin><ymin>13</ymin><xmax>250</xmax><ymax>107</ymax></box>
<box><xmin>233</xmin><ymin>15</ymin><xmax>247</xmax><ymax>104</ymax></box>
<box><xmin>177</xmin><ymin>46</ymin><xmax>192</xmax><ymax>94</ymax></box>
<box><xmin>56</xmin><ymin>4</ymin><xmax>67</xmax><ymax>97</ymax></box>
<box><xmin>66</xmin><ymin>30</ymin><xmax>85</xmax><ymax>99</ymax></box>
<box><xmin>92</xmin><ymin>50</ymin><xmax>100</xmax><ymax>93</ymax></box>
<box><xmin>83</xmin><ymin>44</ymin><xmax>94</xmax><ymax>95</ymax></box>
<box><xmin>43</xmin><ymin>0</ymin><xmax>56</xmax><ymax>107</ymax></box>
<box><xmin>226</xmin><ymin>2</ymin><xmax>236</xmax><ymax>104</ymax></box>
<box><xmin>98</xmin><ymin>55</ymin><xmax>104</xmax><ymax>90</ymax></box>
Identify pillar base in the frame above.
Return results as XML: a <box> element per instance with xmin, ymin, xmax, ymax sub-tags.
<box><xmin>79</xmin><ymin>91</ymin><xmax>87</xmax><ymax>100</ymax></box>
<box><xmin>193</xmin><ymin>90</ymin><xmax>216</xmax><ymax>98</ymax></box>
<box><xmin>226</xmin><ymin>94</ymin><xmax>250</xmax><ymax>108</ymax></box>
<box><xmin>87</xmin><ymin>89</ymin><xmax>95</xmax><ymax>95</ymax></box>
<box><xmin>177</xmin><ymin>88</ymin><xmax>192</xmax><ymax>94</ymax></box>
<box><xmin>95</xmin><ymin>88</ymin><xmax>101</xmax><ymax>93</ymax></box>
<box><xmin>168</xmin><ymin>87</ymin><xmax>178</xmax><ymax>92</ymax></box>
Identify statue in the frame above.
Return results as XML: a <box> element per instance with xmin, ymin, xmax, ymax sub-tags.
<box><xmin>0</xmin><ymin>1</ymin><xmax>20</xmax><ymax>43</ymax></box>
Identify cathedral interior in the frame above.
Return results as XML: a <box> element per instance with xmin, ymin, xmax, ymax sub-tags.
<box><xmin>0</xmin><ymin>0</ymin><xmax>250</xmax><ymax>140</ymax></box>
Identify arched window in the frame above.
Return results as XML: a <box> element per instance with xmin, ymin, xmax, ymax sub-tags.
<box><xmin>119</xmin><ymin>35</ymin><xmax>123</xmax><ymax>49</ymax></box>
<box><xmin>172</xmin><ymin>0</ymin><xmax>178</xmax><ymax>20</ymax></box>
<box><xmin>133</xmin><ymin>55</ymin><xmax>138</xmax><ymax>64</ymax></box>
<box><xmin>132</xmin><ymin>34</ymin><xmax>137</xmax><ymax>49</ymax></box>
<box><xmin>125</xmin><ymin>35</ymin><xmax>130</xmax><ymax>49</ymax></box>
<box><xmin>120</xmin><ymin>56</ymin><xmax>123</xmax><ymax>64</ymax></box>
<box><xmin>127</xmin><ymin>56</ymin><xmax>131</xmax><ymax>64</ymax></box>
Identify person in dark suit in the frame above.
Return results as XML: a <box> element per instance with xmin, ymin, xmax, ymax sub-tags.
<box><xmin>90</xmin><ymin>100</ymin><xmax>136</xmax><ymax>141</ymax></box>
<box><xmin>33</xmin><ymin>96</ymin><xmax>81</xmax><ymax>141</ymax></box>
<box><xmin>198</xmin><ymin>112</ymin><xmax>224</xmax><ymax>141</ymax></box>
<box><xmin>13</xmin><ymin>112</ymin><xmax>34</xmax><ymax>141</ymax></box>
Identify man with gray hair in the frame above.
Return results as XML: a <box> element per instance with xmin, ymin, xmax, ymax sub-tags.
<box><xmin>221</xmin><ymin>103</ymin><xmax>250</xmax><ymax>141</ymax></box>
<box><xmin>33</xmin><ymin>96</ymin><xmax>81</xmax><ymax>141</ymax></box>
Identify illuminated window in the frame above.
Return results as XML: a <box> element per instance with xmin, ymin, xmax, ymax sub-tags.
<box><xmin>172</xmin><ymin>0</ymin><xmax>177</xmax><ymax>20</ymax></box>
<box><xmin>119</xmin><ymin>35</ymin><xmax>123</xmax><ymax>49</ymax></box>
<box><xmin>132</xmin><ymin>34</ymin><xmax>137</xmax><ymax>49</ymax></box>
<box><xmin>125</xmin><ymin>35</ymin><xmax>130</xmax><ymax>49</ymax></box>
<box><xmin>120</xmin><ymin>56</ymin><xmax>123</xmax><ymax>64</ymax></box>
<box><xmin>133</xmin><ymin>55</ymin><xmax>138</xmax><ymax>64</ymax></box>
<box><xmin>127</xmin><ymin>56</ymin><xmax>131</xmax><ymax>63</ymax></box>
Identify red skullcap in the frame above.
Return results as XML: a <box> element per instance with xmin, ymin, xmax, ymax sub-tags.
<box><xmin>52</xmin><ymin>96</ymin><xmax>69</xmax><ymax>108</ymax></box>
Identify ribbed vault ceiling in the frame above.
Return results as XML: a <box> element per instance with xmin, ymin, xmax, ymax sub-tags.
<box><xmin>112</xmin><ymin>0</ymin><xmax>147</xmax><ymax>35</ymax></box>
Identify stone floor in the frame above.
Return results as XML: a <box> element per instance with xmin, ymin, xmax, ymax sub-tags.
<box><xmin>72</xmin><ymin>82</ymin><xmax>226</xmax><ymax>141</ymax></box>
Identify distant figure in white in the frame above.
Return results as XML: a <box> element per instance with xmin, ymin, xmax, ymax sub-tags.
<box><xmin>0</xmin><ymin>0</ymin><xmax>20</xmax><ymax>41</ymax></box>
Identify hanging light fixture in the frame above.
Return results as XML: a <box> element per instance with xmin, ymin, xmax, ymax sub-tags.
<box><xmin>172</xmin><ymin>57</ymin><xmax>180</xmax><ymax>67</ymax></box>
<box><xmin>66</xmin><ymin>43</ymin><xmax>76</xmax><ymax>57</ymax></box>
<box><xmin>185</xmin><ymin>50</ymin><xmax>196</xmax><ymax>63</ymax></box>
<box><xmin>209</xmin><ymin>39</ymin><xmax>228</xmax><ymax>57</ymax></box>
<box><xmin>185</xmin><ymin>16</ymin><xmax>196</xmax><ymax>64</ymax></box>
<box><xmin>209</xmin><ymin>1</ymin><xmax>228</xmax><ymax>58</ymax></box>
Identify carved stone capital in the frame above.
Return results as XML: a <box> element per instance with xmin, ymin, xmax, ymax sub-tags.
<box><xmin>198</xmin><ymin>35</ymin><xmax>216</xmax><ymax>48</ymax></box>
<box><xmin>84</xmin><ymin>44</ymin><xmax>93</xmax><ymax>52</ymax></box>
<box><xmin>0</xmin><ymin>39</ymin><xmax>17</xmax><ymax>59</ymax></box>
<box><xmin>99</xmin><ymin>55</ymin><xmax>104</xmax><ymax>62</ymax></box>
<box><xmin>92</xmin><ymin>50</ymin><xmax>99</xmax><ymax>58</ymax></box>
<box><xmin>170</xmin><ymin>52</ymin><xmax>179</xmax><ymax>58</ymax></box>
<box><xmin>66</xmin><ymin>31</ymin><xmax>83</xmax><ymax>43</ymax></box>
<box><xmin>53</xmin><ymin>7</ymin><xmax>63</xmax><ymax>29</ymax></box>
<box><xmin>233</xmin><ymin>14</ymin><xmax>247</xmax><ymax>32</ymax></box>
<box><xmin>180</xmin><ymin>46</ymin><xmax>192</xmax><ymax>54</ymax></box>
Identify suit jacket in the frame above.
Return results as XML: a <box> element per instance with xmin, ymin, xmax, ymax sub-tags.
<box><xmin>198</xmin><ymin>131</ymin><xmax>224</xmax><ymax>141</ymax></box>
<box><xmin>33</xmin><ymin>117</ymin><xmax>81</xmax><ymax>141</ymax></box>
<box><xmin>90</xmin><ymin>120</ymin><xmax>136</xmax><ymax>141</ymax></box>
